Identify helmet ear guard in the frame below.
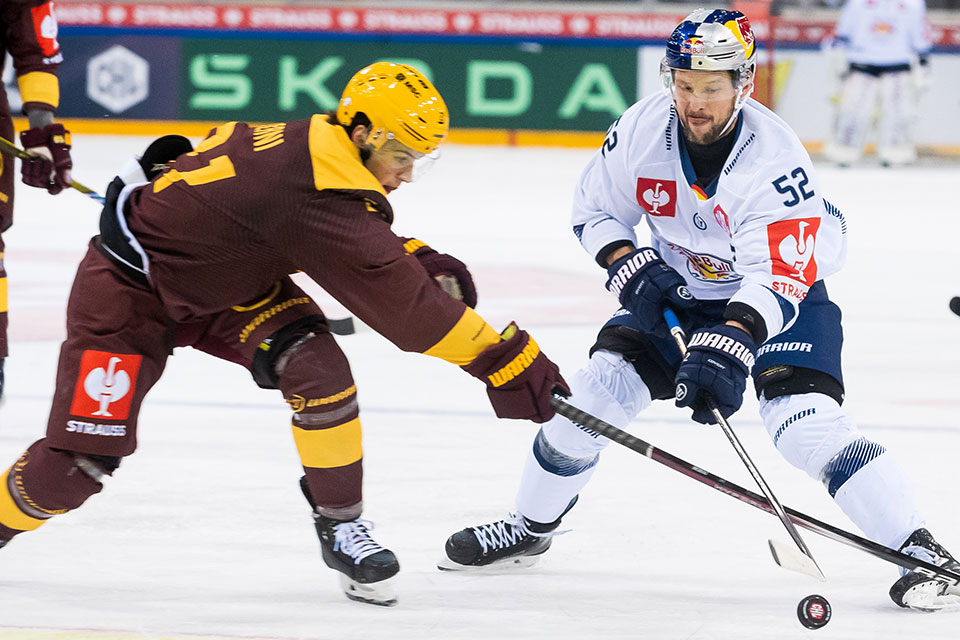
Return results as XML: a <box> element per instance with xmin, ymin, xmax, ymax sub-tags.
<box><xmin>337</xmin><ymin>62</ymin><xmax>449</xmax><ymax>155</ymax></box>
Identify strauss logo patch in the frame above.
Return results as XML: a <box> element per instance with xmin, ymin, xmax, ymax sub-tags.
<box><xmin>767</xmin><ymin>218</ymin><xmax>820</xmax><ymax>301</ymax></box>
<box><xmin>636</xmin><ymin>178</ymin><xmax>677</xmax><ymax>217</ymax></box>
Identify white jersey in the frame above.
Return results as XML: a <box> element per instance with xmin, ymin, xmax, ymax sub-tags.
<box><xmin>835</xmin><ymin>0</ymin><xmax>931</xmax><ymax>67</ymax></box>
<box><xmin>572</xmin><ymin>91</ymin><xmax>847</xmax><ymax>340</ymax></box>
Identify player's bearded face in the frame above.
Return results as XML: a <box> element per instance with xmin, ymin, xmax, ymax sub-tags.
<box><xmin>671</xmin><ymin>70</ymin><xmax>739</xmax><ymax>145</ymax></box>
<box><xmin>364</xmin><ymin>138</ymin><xmax>437</xmax><ymax>193</ymax></box>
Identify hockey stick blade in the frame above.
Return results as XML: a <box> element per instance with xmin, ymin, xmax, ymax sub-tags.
<box><xmin>0</xmin><ymin>135</ymin><xmax>104</xmax><ymax>203</ymax></box>
<box><xmin>550</xmin><ymin>396</ymin><xmax>960</xmax><ymax>588</ymax></box>
<box><xmin>769</xmin><ymin>539</ymin><xmax>826</xmax><ymax>580</ymax></box>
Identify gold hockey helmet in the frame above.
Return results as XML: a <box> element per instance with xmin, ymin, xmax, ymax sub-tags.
<box><xmin>337</xmin><ymin>62</ymin><xmax>449</xmax><ymax>155</ymax></box>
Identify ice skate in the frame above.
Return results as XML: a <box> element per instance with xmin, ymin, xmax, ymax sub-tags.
<box><xmin>438</xmin><ymin>512</ymin><xmax>562</xmax><ymax>571</ymax></box>
<box><xmin>300</xmin><ymin>476</ymin><xmax>399</xmax><ymax>606</ymax></box>
<box><xmin>313</xmin><ymin>514</ymin><xmax>400</xmax><ymax>607</ymax></box>
<box><xmin>889</xmin><ymin>528</ymin><xmax>960</xmax><ymax>612</ymax></box>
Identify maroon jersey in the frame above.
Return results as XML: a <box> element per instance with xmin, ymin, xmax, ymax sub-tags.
<box><xmin>127</xmin><ymin>116</ymin><xmax>501</xmax><ymax>363</ymax></box>
<box><xmin>1</xmin><ymin>0</ymin><xmax>62</xmax><ymax>114</ymax></box>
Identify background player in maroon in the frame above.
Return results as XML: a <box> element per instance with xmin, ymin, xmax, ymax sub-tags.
<box><xmin>0</xmin><ymin>62</ymin><xmax>568</xmax><ymax>606</ymax></box>
<box><xmin>0</xmin><ymin>0</ymin><xmax>73</xmax><ymax>401</ymax></box>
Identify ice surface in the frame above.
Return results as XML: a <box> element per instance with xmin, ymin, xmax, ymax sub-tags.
<box><xmin>1</xmin><ymin>136</ymin><xmax>959</xmax><ymax>639</ymax></box>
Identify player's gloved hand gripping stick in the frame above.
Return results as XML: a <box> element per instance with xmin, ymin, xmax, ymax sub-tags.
<box><xmin>663</xmin><ymin>308</ymin><xmax>824</xmax><ymax>580</ymax></box>
<box><xmin>0</xmin><ymin>134</ymin><xmax>103</xmax><ymax>203</ymax></box>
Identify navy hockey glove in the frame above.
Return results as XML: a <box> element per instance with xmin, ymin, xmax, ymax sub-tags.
<box><xmin>20</xmin><ymin>123</ymin><xmax>72</xmax><ymax>194</ymax></box>
<box><xmin>674</xmin><ymin>324</ymin><xmax>756</xmax><ymax>425</ymax></box>
<box><xmin>606</xmin><ymin>247</ymin><xmax>695</xmax><ymax>337</ymax></box>
<box><xmin>403</xmin><ymin>238</ymin><xmax>478</xmax><ymax>308</ymax></box>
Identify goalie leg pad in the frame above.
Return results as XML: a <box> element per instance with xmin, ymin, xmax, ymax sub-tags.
<box><xmin>833</xmin><ymin>70</ymin><xmax>879</xmax><ymax>151</ymax></box>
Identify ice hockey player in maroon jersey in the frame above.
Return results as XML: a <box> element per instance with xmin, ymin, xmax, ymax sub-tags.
<box><xmin>0</xmin><ymin>62</ymin><xmax>568</xmax><ymax>606</ymax></box>
<box><xmin>0</xmin><ymin>0</ymin><xmax>73</xmax><ymax>401</ymax></box>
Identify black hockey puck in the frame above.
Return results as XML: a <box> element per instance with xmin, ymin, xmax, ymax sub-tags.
<box><xmin>950</xmin><ymin>297</ymin><xmax>960</xmax><ymax>318</ymax></box>
<box><xmin>797</xmin><ymin>594</ymin><xmax>832</xmax><ymax>630</ymax></box>
<box><xmin>327</xmin><ymin>317</ymin><xmax>356</xmax><ymax>336</ymax></box>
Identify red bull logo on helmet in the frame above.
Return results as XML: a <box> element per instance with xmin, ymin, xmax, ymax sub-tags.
<box><xmin>680</xmin><ymin>36</ymin><xmax>706</xmax><ymax>55</ymax></box>
<box><xmin>726</xmin><ymin>16</ymin><xmax>756</xmax><ymax>58</ymax></box>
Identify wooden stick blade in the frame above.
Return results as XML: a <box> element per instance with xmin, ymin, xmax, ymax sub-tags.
<box><xmin>769</xmin><ymin>539</ymin><xmax>826</xmax><ymax>581</ymax></box>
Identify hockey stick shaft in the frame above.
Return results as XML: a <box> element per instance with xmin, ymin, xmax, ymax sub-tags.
<box><xmin>663</xmin><ymin>309</ymin><xmax>823</xmax><ymax>578</ymax></box>
<box><xmin>0</xmin><ymin>135</ymin><xmax>104</xmax><ymax>203</ymax></box>
<box><xmin>549</xmin><ymin>395</ymin><xmax>960</xmax><ymax>587</ymax></box>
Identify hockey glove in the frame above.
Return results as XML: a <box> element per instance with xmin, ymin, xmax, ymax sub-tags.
<box><xmin>20</xmin><ymin>123</ymin><xmax>72</xmax><ymax>194</ymax></box>
<box><xmin>674</xmin><ymin>324</ymin><xmax>756</xmax><ymax>425</ymax></box>
<box><xmin>403</xmin><ymin>238</ymin><xmax>478</xmax><ymax>308</ymax></box>
<box><xmin>606</xmin><ymin>247</ymin><xmax>695</xmax><ymax>337</ymax></box>
<box><xmin>463</xmin><ymin>322</ymin><xmax>570</xmax><ymax>423</ymax></box>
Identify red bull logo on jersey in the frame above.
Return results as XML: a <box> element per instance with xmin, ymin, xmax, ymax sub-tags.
<box><xmin>767</xmin><ymin>218</ymin><xmax>820</xmax><ymax>301</ymax></box>
<box><xmin>69</xmin><ymin>350</ymin><xmax>142</xmax><ymax>421</ymax></box>
<box><xmin>668</xmin><ymin>244</ymin><xmax>741</xmax><ymax>283</ymax></box>
<box><xmin>636</xmin><ymin>178</ymin><xmax>677</xmax><ymax>217</ymax></box>
<box><xmin>871</xmin><ymin>21</ymin><xmax>894</xmax><ymax>35</ymax></box>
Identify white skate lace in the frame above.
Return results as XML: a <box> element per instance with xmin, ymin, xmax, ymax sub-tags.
<box><xmin>332</xmin><ymin>519</ymin><xmax>385</xmax><ymax>565</ymax></box>
<box><xmin>471</xmin><ymin>512</ymin><xmax>564</xmax><ymax>554</ymax></box>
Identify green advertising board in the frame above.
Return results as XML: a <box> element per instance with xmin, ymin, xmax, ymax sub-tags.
<box><xmin>181</xmin><ymin>40</ymin><xmax>638</xmax><ymax>131</ymax></box>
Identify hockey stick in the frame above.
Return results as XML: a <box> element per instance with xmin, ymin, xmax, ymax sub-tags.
<box><xmin>549</xmin><ymin>395</ymin><xmax>960</xmax><ymax>588</ymax></box>
<box><xmin>0</xmin><ymin>135</ymin><xmax>104</xmax><ymax>203</ymax></box>
<box><xmin>663</xmin><ymin>309</ymin><xmax>824</xmax><ymax>580</ymax></box>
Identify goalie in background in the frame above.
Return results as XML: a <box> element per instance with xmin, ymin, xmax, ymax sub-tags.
<box><xmin>0</xmin><ymin>62</ymin><xmax>568</xmax><ymax>607</ymax></box>
<box><xmin>441</xmin><ymin>8</ymin><xmax>959</xmax><ymax>612</ymax></box>
<box><xmin>0</xmin><ymin>0</ymin><xmax>73</xmax><ymax>402</ymax></box>
<box><xmin>824</xmin><ymin>0</ymin><xmax>932</xmax><ymax>167</ymax></box>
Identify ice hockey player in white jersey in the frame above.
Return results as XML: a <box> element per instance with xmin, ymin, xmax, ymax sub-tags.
<box><xmin>440</xmin><ymin>8</ymin><xmax>959</xmax><ymax>611</ymax></box>
<box><xmin>825</xmin><ymin>0</ymin><xmax>932</xmax><ymax>166</ymax></box>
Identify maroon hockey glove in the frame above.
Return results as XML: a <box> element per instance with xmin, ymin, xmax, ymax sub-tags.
<box><xmin>403</xmin><ymin>238</ymin><xmax>478</xmax><ymax>308</ymax></box>
<box><xmin>20</xmin><ymin>123</ymin><xmax>73</xmax><ymax>194</ymax></box>
<box><xmin>463</xmin><ymin>322</ymin><xmax>570</xmax><ymax>423</ymax></box>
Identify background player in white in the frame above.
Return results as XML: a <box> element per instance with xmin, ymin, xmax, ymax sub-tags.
<box><xmin>440</xmin><ymin>8</ymin><xmax>958</xmax><ymax>612</ymax></box>
<box><xmin>825</xmin><ymin>0</ymin><xmax>932</xmax><ymax>166</ymax></box>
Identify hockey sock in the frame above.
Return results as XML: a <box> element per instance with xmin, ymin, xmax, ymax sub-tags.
<box><xmin>515</xmin><ymin>350</ymin><xmax>651</xmax><ymax>524</ymax></box>
<box><xmin>760</xmin><ymin>392</ymin><xmax>923</xmax><ymax>551</ymax></box>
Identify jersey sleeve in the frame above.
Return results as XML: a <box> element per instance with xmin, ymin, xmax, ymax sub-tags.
<box><xmin>832</xmin><ymin>0</ymin><xmax>856</xmax><ymax>47</ymax></box>
<box><xmin>910</xmin><ymin>0</ymin><xmax>933</xmax><ymax>58</ymax></box>
<box><xmin>571</xmin><ymin>116</ymin><xmax>643</xmax><ymax>263</ymax></box>
<box><xmin>284</xmin><ymin>192</ymin><xmax>502</xmax><ymax>366</ymax></box>
<box><xmin>3</xmin><ymin>0</ymin><xmax>62</xmax><ymax>113</ymax></box>
<box><xmin>725</xmin><ymin>147</ymin><xmax>841</xmax><ymax>339</ymax></box>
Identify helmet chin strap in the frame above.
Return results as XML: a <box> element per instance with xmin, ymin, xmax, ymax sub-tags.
<box><xmin>717</xmin><ymin>79</ymin><xmax>753</xmax><ymax>141</ymax></box>
<box><xmin>720</xmin><ymin>80</ymin><xmax>753</xmax><ymax>136</ymax></box>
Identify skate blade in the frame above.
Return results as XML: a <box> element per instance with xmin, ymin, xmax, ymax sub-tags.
<box><xmin>339</xmin><ymin>574</ymin><xmax>397</xmax><ymax>607</ymax></box>
<box><xmin>437</xmin><ymin>554</ymin><xmax>543</xmax><ymax>572</ymax></box>
<box><xmin>901</xmin><ymin>582</ymin><xmax>960</xmax><ymax>612</ymax></box>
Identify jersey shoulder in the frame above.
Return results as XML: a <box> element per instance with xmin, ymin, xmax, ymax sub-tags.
<box><xmin>305</xmin><ymin>115</ymin><xmax>385</xmax><ymax>196</ymax></box>
<box><xmin>610</xmin><ymin>91</ymin><xmax>677</xmax><ymax>167</ymax></box>
<box><xmin>732</xmin><ymin>100</ymin><xmax>812</xmax><ymax>175</ymax></box>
